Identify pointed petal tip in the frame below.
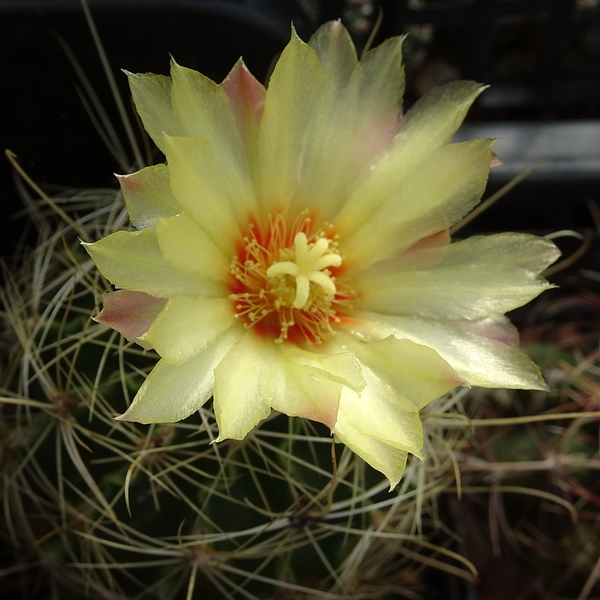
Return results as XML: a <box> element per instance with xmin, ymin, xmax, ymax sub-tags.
<box><xmin>214</xmin><ymin>432</ymin><xmax>244</xmax><ymax>444</ymax></box>
<box><xmin>317</xmin><ymin>19</ymin><xmax>345</xmax><ymax>32</ymax></box>
<box><xmin>223</xmin><ymin>57</ymin><xmax>249</xmax><ymax>77</ymax></box>
<box><xmin>491</xmin><ymin>152</ymin><xmax>503</xmax><ymax>167</ymax></box>
<box><xmin>455</xmin><ymin>373</ymin><xmax>470</xmax><ymax>388</ymax></box>
<box><xmin>123</xmin><ymin>69</ymin><xmax>148</xmax><ymax>82</ymax></box>
<box><xmin>412</xmin><ymin>450</ymin><xmax>425</xmax><ymax>462</ymax></box>
<box><xmin>530</xmin><ymin>375</ymin><xmax>550</xmax><ymax>393</ymax></box>
<box><xmin>388</xmin><ymin>478</ymin><xmax>401</xmax><ymax>492</ymax></box>
<box><xmin>289</xmin><ymin>24</ymin><xmax>305</xmax><ymax>44</ymax></box>
<box><xmin>116</xmin><ymin>172</ymin><xmax>136</xmax><ymax>191</ymax></box>
<box><xmin>220</xmin><ymin>57</ymin><xmax>266</xmax><ymax>131</ymax></box>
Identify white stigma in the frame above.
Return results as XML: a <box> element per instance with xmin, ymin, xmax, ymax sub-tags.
<box><xmin>266</xmin><ymin>232</ymin><xmax>342</xmax><ymax>309</ymax></box>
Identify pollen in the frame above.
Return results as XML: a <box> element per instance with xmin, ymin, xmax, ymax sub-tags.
<box><xmin>228</xmin><ymin>212</ymin><xmax>355</xmax><ymax>344</ymax></box>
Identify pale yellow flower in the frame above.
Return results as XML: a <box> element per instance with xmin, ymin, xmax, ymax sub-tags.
<box><xmin>84</xmin><ymin>22</ymin><xmax>559</xmax><ymax>487</ymax></box>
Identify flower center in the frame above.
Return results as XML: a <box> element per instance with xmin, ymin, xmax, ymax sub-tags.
<box><xmin>228</xmin><ymin>212</ymin><xmax>355</xmax><ymax>344</ymax></box>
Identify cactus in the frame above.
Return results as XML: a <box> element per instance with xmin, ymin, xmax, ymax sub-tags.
<box><xmin>3</xmin><ymin>190</ymin><xmax>599</xmax><ymax>599</ymax></box>
<box><xmin>0</xmin><ymin>185</ymin><xmax>475</xmax><ymax>599</ymax></box>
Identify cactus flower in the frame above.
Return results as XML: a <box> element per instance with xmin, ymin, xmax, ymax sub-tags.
<box><xmin>84</xmin><ymin>22</ymin><xmax>559</xmax><ymax>488</ymax></box>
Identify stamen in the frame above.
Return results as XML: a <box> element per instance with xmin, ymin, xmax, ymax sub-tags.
<box><xmin>228</xmin><ymin>213</ymin><xmax>355</xmax><ymax>344</ymax></box>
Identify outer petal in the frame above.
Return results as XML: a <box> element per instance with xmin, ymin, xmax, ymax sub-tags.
<box><xmin>356</xmin><ymin>234</ymin><xmax>558</xmax><ymax>320</ymax></box>
<box><xmin>270</xmin><ymin>367</ymin><xmax>342</xmax><ymax>432</ymax></box>
<box><xmin>94</xmin><ymin>290</ymin><xmax>167</xmax><ymax>348</ymax></box>
<box><xmin>220</xmin><ymin>59</ymin><xmax>266</xmax><ymax>143</ymax></box>
<box><xmin>366</xmin><ymin>232</ymin><xmax>558</xmax><ymax>275</ymax></box>
<box><xmin>338</xmin><ymin>367</ymin><xmax>424</xmax><ymax>458</ymax></box>
<box><xmin>400</xmin><ymin>80</ymin><xmax>485</xmax><ymax>146</ymax></box>
<box><xmin>214</xmin><ymin>333</ymin><xmax>343</xmax><ymax>439</ymax></box>
<box><xmin>426</xmin><ymin>232</ymin><xmax>560</xmax><ymax>274</ymax></box>
<box><xmin>140</xmin><ymin>296</ymin><xmax>237</xmax><ymax>365</ymax></box>
<box><xmin>258</xmin><ymin>28</ymin><xmax>325</xmax><ymax>214</ymax></box>
<box><xmin>293</xmin><ymin>30</ymin><xmax>405</xmax><ymax>219</ymax></box>
<box><xmin>170</xmin><ymin>60</ymin><xmax>250</xmax><ymax>182</ymax></box>
<box><xmin>164</xmin><ymin>135</ymin><xmax>255</xmax><ymax>250</ymax></box>
<box><xmin>358</xmin><ymin>265</ymin><xmax>551</xmax><ymax>320</ymax></box>
<box><xmin>116</xmin><ymin>327</ymin><xmax>242</xmax><ymax>423</ymax></box>
<box><xmin>83</xmin><ymin>229</ymin><xmax>221</xmax><ymax>297</ymax></box>
<box><xmin>344</xmin><ymin>311</ymin><xmax>548</xmax><ymax>390</ymax></box>
<box><xmin>308</xmin><ymin>20</ymin><xmax>357</xmax><ymax>94</ymax></box>
<box><xmin>338</xmin><ymin>333</ymin><xmax>464</xmax><ymax>410</ymax></box>
<box><xmin>281</xmin><ymin>344</ymin><xmax>366</xmax><ymax>393</ymax></box>
<box><xmin>155</xmin><ymin>212</ymin><xmax>230</xmax><ymax>282</ymax></box>
<box><xmin>334</xmin><ymin>80</ymin><xmax>485</xmax><ymax>233</ymax></box>
<box><xmin>213</xmin><ymin>333</ymin><xmax>274</xmax><ymax>440</ymax></box>
<box><xmin>117</xmin><ymin>164</ymin><xmax>182</xmax><ymax>229</ymax></box>
<box><xmin>343</xmin><ymin>139</ymin><xmax>495</xmax><ymax>270</ymax></box>
<box><xmin>126</xmin><ymin>71</ymin><xmax>180</xmax><ymax>152</ymax></box>
<box><xmin>334</xmin><ymin>412</ymin><xmax>409</xmax><ymax>490</ymax></box>
<box><xmin>347</xmin><ymin>34</ymin><xmax>405</xmax><ymax>141</ymax></box>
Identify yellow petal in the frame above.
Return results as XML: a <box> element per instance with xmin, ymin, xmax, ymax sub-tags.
<box><xmin>345</xmin><ymin>311</ymin><xmax>549</xmax><ymax>390</ymax></box>
<box><xmin>213</xmin><ymin>333</ymin><xmax>274</xmax><ymax>440</ymax></box>
<box><xmin>401</xmin><ymin>80</ymin><xmax>486</xmax><ymax>145</ymax></box>
<box><xmin>334</xmin><ymin>412</ymin><xmax>409</xmax><ymax>490</ymax></box>
<box><xmin>295</xmin><ymin>31</ymin><xmax>405</xmax><ymax>220</ymax></box>
<box><xmin>429</xmin><ymin>232</ymin><xmax>560</xmax><ymax>273</ymax></box>
<box><xmin>214</xmin><ymin>333</ymin><xmax>344</xmax><ymax>438</ymax></box>
<box><xmin>164</xmin><ymin>135</ymin><xmax>254</xmax><ymax>251</ymax></box>
<box><xmin>343</xmin><ymin>139</ymin><xmax>495</xmax><ymax>270</ymax></box>
<box><xmin>258</xmin><ymin>28</ymin><xmax>325</xmax><ymax>213</ymax></box>
<box><xmin>308</xmin><ymin>20</ymin><xmax>357</xmax><ymax>95</ymax></box>
<box><xmin>338</xmin><ymin>367</ymin><xmax>424</xmax><ymax>457</ymax></box>
<box><xmin>141</xmin><ymin>296</ymin><xmax>237</xmax><ymax>365</ymax></box>
<box><xmin>336</xmin><ymin>80</ymin><xmax>485</xmax><ymax>233</ymax></box>
<box><xmin>170</xmin><ymin>60</ymin><xmax>250</xmax><ymax>181</ymax></box>
<box><xmin>281</xmin><ymin>344</ymin><xmax>366</xmax><ymax>393</ymax></box>
<box><xmin>356</xmin><ymin>234</ymin><xmax>557</xmax><ymax>320</ymax></box>
<box><xmin>116</xmin><ymin>327</ymin><xmax>242</xmax><ymax>424</ymax></box>
<box><xmin>118</xmin><ymin>164</ymin><xmax>182</xmax><ymax>229</ymax></box>
<box><xmin>82</xmin><ymin>229</ymin><xmax>221</xmax><ymax>297</ymax></box>
<box><xmin>156</xmin><ymin>212</ymin><xmax>230</xmax><ymax>282</ymax></box>
<box><xmin>126</xmin><ymin>71</ymin><xmax>179</xmax><ymax>152</ymax></box>
<box><xmin>338</xmin><ymin>333</ymin><xmax>463</xmax><ymax>410</ymax></box>
<box><xmin>367</xmin><ymin>231</ymin><xmax>558</xmax><ymax>275</ymax></box>
<box><xmin>359</xmin><ymin>265</ymin><xmax>552</xmax><ymax>320</ymax></box>
<box><xmin>355</xmin><ymin>35</ymin><xmax>405</xmax><ymax>108</ymax></box>
<box><xmin>269</xmin><ymin>375</ymin><xmax>342</xmax><ymax>432</ymax></box>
